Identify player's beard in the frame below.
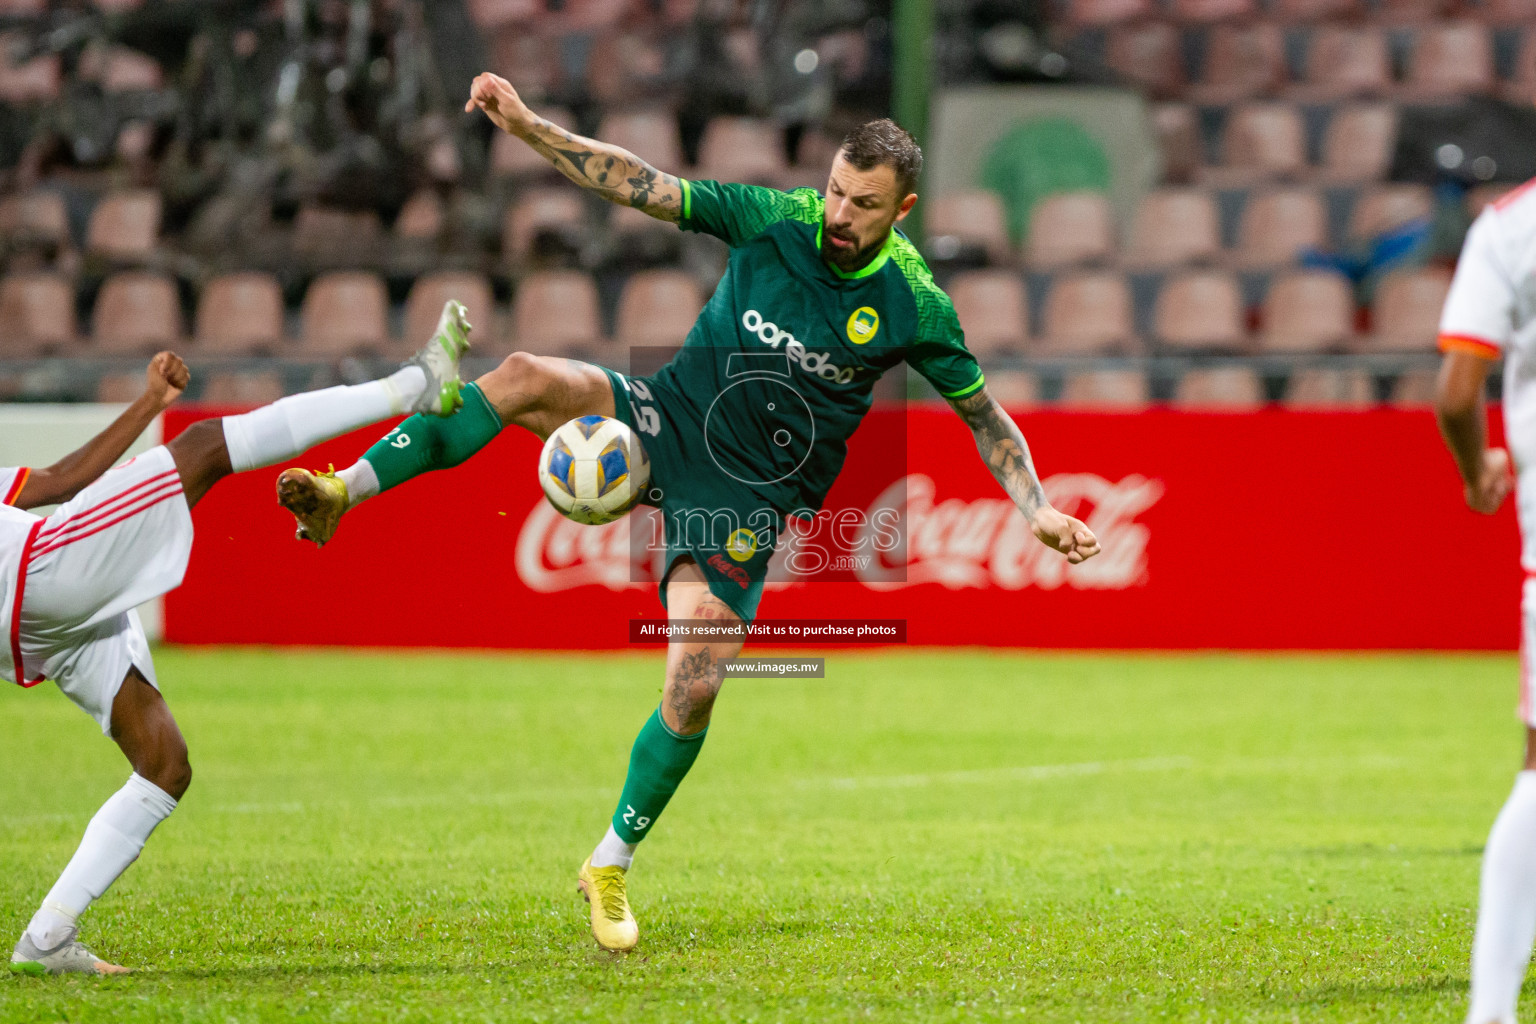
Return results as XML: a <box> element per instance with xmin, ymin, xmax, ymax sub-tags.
<box><xmin>820</xmin><ymin>223</ymin><xmax>884</xmax><ymax>273</ymax></box>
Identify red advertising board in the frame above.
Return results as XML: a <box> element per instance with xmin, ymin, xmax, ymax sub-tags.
<box><xmin>163</xmin><ymin>405</ymin><xmax>1522</xmax><ymax>650</ymax></box>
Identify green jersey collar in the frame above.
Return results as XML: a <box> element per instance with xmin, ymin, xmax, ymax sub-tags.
<box><xmin>816</xmin><ymin>222</ymin><xmax>896</xmax><ymax>280</ymax></box>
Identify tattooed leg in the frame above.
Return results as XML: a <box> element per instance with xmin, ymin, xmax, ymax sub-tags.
<box><xmin>661</xmin><ymin>560</ymin><xmax>742</xmax><ymax>735</ymax></box>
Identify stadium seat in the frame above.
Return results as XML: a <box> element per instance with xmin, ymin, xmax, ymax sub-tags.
<box><xmin>1373</xmin><ymin>0</ymin><xmax>1450</xmax><ymax>22</ymax></box>
<box><xmin>467</xmin><ymin>0</ymin><xmax>541</xmax><ymax>30</ymax></box>
<box><xmin>91</xmin><ymin>271</ymin><xmax>183</xmax><ymax>354</ymax></box>
<box><xmin>97</xmin><ymin>47</ymin><xmax>162</xmax><ymax>93</ymax></box>
<box><xmin>926</xmin><ymin>191</ymin><xmax>1013</xmax><ymax>265</ymax></box>
<box><xmin>1289</xmin><ymin>25</ymin><xmax>1391</xmax><ymax>100</ymax></box>
<box><xmin>1038</xmin><ymin>271</ymin><xmax>1138</xmax><ymax>355</ymax></box>
<box><xmin>1203</xmin><ymin>102</ymin><xmax>1307</xmax><ymax>186</ymax></box>
<box><xmin>201</xmin><ymin>373</ymin><xmax>287</xmax><ymax>406</ymax></box>
<box><xmin>615</xmin><ymin>270</ymin><xmax>705</xmax><ymax>350</ymax></box>
<box><xmin>597</xmin><ymin>111</ymin><xmax>686</xmax><ymax>173</ymax></box>
<box><xmin>1106</xmin><ymin>22</ymin><xmax>1186</xmax><ymax>100</ymax></box>
<box><xmin>510</xmin><ymin>271</ymin><xmax>606</xmax><ymax>358</ymax></box>
<box><xmin>294</xmin><ymin>206</ymin><xmax>384</xmax><ymax>270</ymax></box>
<box><xmin>86</xmin><ymin>189</ymin><xmax>161</xmax><ymax>263</ymax></box>
<box><xmin>0</xmin><ymin>272</ymin><xmax>78</xmax><ymax>357</ymax></box>
<box><xmin>1060</xmin><ymin>370</ymin><xmax>1151</xmax><ymax>409</ymax></box>
<box><xmin>1389</xmin><ymin>368</ymin><xmax>1439</xmax><ymax>406</ymax></box>
<box><xmin>1024</xmin><ymin>191</ymin><xmax>1115</xmax><ymax>270</ymax></box>
<box><xmin>1173</xmin><ymin>368</ymin><xmax>1265</xmax><ymax>409</ymax></box>
<box><xmin>1153</xmin><ymin>270</ymin><xmax>1248</xmax><ymax>351</ymax></box>
<box><xmin>394</xmin><ymin>190</ymin><xmax>444</xmax><ymax>240</ymax></box>
<box><xmin>95</xmin><ymin>374</ymin><xmax>144</xmax><ymax>403</ymax></box>
<box><xmin>0</xmin><ymin>0</ymin><xmax>45</xmax><ymax>13</ymax></box>
<box><xmin>1365</xmin><ymin>267</ymin><xmax>1452</xmax><ymax>351</ymax></box>
<box><xmin>1402</xmin><ymin>23</ymin><xmax>1495</xmax><ymax>98</ymax></box>
<box><xmin>1172</xmin><ymin>0</ymin><xmax>1257</xmax><ymax>21</ymax></box>
<box><xmin>1314</xmin><ymin>104</ymin><xmax>1397</xmax><ymax>183</ymax></box>
<box><xmin>1271</xmin><ymin>0</ymin><xmax>1361</xmax><ymax>21</ymax></box>
<box><xmin>0</xmin><ymin>190</ymin><xmax>71</xmax><ymax>255</ymax></box>
<box><xmin>1151</xmin><ymin>103</ymin><xmax>1203</xmax><ymax>185</ymax></box>
<box><xmin>195</xmin><ymin>273</ymin><xmax>286</xmax><ymax>355</ymax></box>
<box><xmin>1259</xmin><ymin>270</ymin><xmax>1356</xmax><ymax>352</ymax></box>
<box><xmin>1125</xmin><ymin>188</ymin><xmax>1222</xmax><ymax>269</ymax></box>
<box><xmin>1187</xmin><ymin>23</ymin><xmax>1287</xmax><ymax>104</ymax></box>
<box><xmin>1480</xmin><ymin>0</ymin><xmax>1536</xmax><ymax>24</ymax></box>
<box><xmin>1285</xmin><ymin>369</ymin><xmax>1377</xmax><ymax>408</ymax></box>
<box><xmin>403</xmin><ymin>273</ymin><xmax>498</xmax><ymax>357</ymax></box>
<box><xmin>503</xmin><ymin>189</ymin><xmax>588</xmax><ymax>271</ymax></box>
<box><xmin>986</xmin><ymin>371</ymin><xmax>1040</xmax><ymax>407</ymax></box>
<box><xmin>0</xmin><ymin>33</ymin><xmax>59</xmax><ymax>104</ymax></box>
<box><xmin>1504</xmin><ymin>29</ymin><xmax>1536</xmax><ymax>103</ymax></box>
<box><xmin>1349</xmin><ymin>184</ymin><xmax>1434</xmax><ymax>238</ymax></box>
<box><xmin>1065</xmin><ymin>0</ymin><xmax>1154</xmax><ymax>26</ymax></box>
<box><xmin>696</xmin><ymin>118</ymin><xmax>788</xmax><ymax>184</ymax></box>
<box><xmin>947</xmin><ymin>271</ymin><xmax>1029</xmax><ymax>357</ymax></box>
<box><xmin>299</xmin><ymin>272</ymin><xmax>390</xmax><ymax>356</ymax></box>
<box><xmin>1233</xmin><ymin>188</ymin><xmax>1328</xmax><ymax>268</ymax></box>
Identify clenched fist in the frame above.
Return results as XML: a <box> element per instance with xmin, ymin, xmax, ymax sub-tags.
<box><xmin>465</xmin><ymin>72</ymin><xmax>532</xmax><ymax>136</ymax></box>
<box><xmin>144</xmin><ymin>351</ymin><xmax>189</xmax><ymax>411</ymax></box>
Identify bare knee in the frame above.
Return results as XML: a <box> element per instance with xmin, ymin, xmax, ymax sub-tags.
<box><xmin>134</xmin><ymin>732</ymin><xmax>192</xmax><ymax>800</ymax></box>
<box><xmin>478</xmin><ymin>352</ymin><xmax>614</xmax><ymax>439</ymax></box>
<box><xmin>166</xmin><ymin>418</ymin><xmax>232</xmax><ymax>507</ymax></box>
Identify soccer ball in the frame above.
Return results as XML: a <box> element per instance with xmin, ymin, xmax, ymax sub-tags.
<box><xmin>538</xmin><ymin>415</ymin><xmax>651</xmax><ymax>525</ymax></box>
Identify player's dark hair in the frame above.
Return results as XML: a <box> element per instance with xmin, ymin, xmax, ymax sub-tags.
<box><xmin>838</xmin><ymin>119</ymin><xmax>922</xmax><ymax>198</ymax></box>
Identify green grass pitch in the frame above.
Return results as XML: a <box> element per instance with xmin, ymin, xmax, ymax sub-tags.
<box><xmin>0</xmin><ymin>648</ymin><xmax>1524</xmax><ymax>1022</ymax></box>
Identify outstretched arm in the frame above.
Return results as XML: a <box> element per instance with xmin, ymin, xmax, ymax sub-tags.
<box><xmin>1436</xmin><ymin>349</ymin><xmax>1511</xmax><ymax>515</ymax></box>
<box><xmin>465</xmin><ymin>72</ymin><xmax>683</xmax><ymax>222</ymax></box>
<box><xmin>14</xmin><ymin>351</ymin><xmax>187</xmax><ymax>510</ymax></box>
<box><xmin>947</xmin><ymin>387</ymin><xmax>1101</xmax><ymax>563</ymax></box>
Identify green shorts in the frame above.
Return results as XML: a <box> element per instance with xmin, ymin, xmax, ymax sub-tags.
<box><xmin>603</xmin><ymin>366</ymin><xmax>781</xmax><ymax>622</ymax></box>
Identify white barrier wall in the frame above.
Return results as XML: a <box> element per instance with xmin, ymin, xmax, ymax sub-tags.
<box><xmin>0</xmin><ymin>404</ymin><xmax>165</xmax><ymax>639</ymax></box>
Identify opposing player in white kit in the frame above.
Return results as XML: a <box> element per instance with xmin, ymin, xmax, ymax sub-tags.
<box><xmin>5</xmin><ymin>302</ymin><xmax>472</xmax><ymax>976</ymax></box>
<box><xmin>1435</xmin><ymin>181</ymin><xmax>1536</xmax><ymax>1024</ymax></box>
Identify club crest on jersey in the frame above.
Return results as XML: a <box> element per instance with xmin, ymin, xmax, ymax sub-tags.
<box><xmin>724</xmin><ymin>528</ymin><xmax>758</xmax><ymax>563</ymax></box>
<box><xmin>846</xmin><ymin>307</ymin><xmax>879</xmax><ymax>345</ymax></box>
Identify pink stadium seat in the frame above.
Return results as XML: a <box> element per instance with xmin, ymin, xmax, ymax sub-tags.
<box><xmin>1314</xmin><ymin>104</ymin><xmax>1397</xmax><ymax>183</ymax></box>
<box><xmin>293</xmin><ymin>206</ymin><xmax>384</xmax><ymax>269</ymax></box>
<box><xmin>1289</xmin><ymin>26</ymin><xmax>1391</xmax><ymax>101</ymax></box>
<box><xmin>1480</xmin><ymin>0</ymin><xmax>1536</xmax><ymax>24</ymax></box>
<box><xmin>1390</xmin><ymin>368</ymin><xmax>1439</xmax><ymax>406</ymax></box>
<box><xmin>696</xmin><ymin>118</ymin><xmax>787</xmax><ymax>184</ymax></box>
<box><xmin>1172</xmin><ymin>0</ymin><xmax>1256</xmax><ymax>21</ymax></box>
<box><xmin>92</xmin><ymin>271</ymin><xmax>183</xmax><ymax>355</ymax></box>
<box><xmin>300</xmin><ymin>272</ymin><xmax>390</xmax><ymax>356</ymax></box>
<box><xmin>394</xmin><ymin>190</ymin><xmax>444</xmax><ymax>240</ymax></box>
<box><xmin>510</xmin><ymin>271</ymin><xmax>606</xmax><ymax>357</ymax></box>
<box><xmin>986</xmin><ymin>371</ymin><xmax>1040</xmax><ymax>407</ymax></box>
<box><xmin>1366</xmin><ymin>267</ymin><xmax>1452</xmax><ymax>351</ymax></box>
<box><xmin>468</xmin><ymin>0</ymin><xmax>541</xmax><ymax>30</ymax></box>
<box><xmin>1373</xmin><ymin>0</ymin><xmax>1449</xmax><ymax>22</ymax></box>
<box><xmin>1126</xmin><ymin>188</ymin><xmax>1222</xmax><ymax>269</ymax></box>
<box><xmin>926</xmin><ymin>191</ymin><xmax>1013</xmax><ymax>264</ymax></box>
<box><xmin>597</xmin><ymin>111</ymin><xmax>686</xmax><ymax>173</ymax></box>
<box><xmin>195</xmin><ymin>273</ymin><xmax>285</xmax><ymax>355</ymax></box>
<box><xmin>1258</xmin><ymin>271</ymin><xmax>1356</xmax><ymax>352</ymax></box>
<box><xmin>1349</xmin><ymin>184</ymin><xmax>1434</xmax><ymax>239</ymax></box>
<box><xmin>1286</xmin><ymin>369</ymin><xmax>1376</xmax><ymax>408</ymax></box>
<box><xmin>1065</xmin><ymin>0</ymin><xmax>1154</xmax><ymax>27</ymax></box>
<box><xmin>98</xmin><ymin>47</ymin><xmax>162</xmax><ymax>93</ymax></box>
<box><xmin>1188</xmin><ymin>23</ymin><xmax>1287</xmax><ymax>104</ymax></box>
<box><xmin>615</xmin><ymin>270</ymin><xmax>705</xmax><ymax>350</ymax></box>
<box><xmin>1203</xmin><ymin>102</ymin><xmax>1307</xmax><ymax>186</ymax></box>
<box><xmin>946</xmin><ymin>271</ymin><xmax>1029</xmax><ymax>357</ymax></box>
<box><xmin>0</xmin><ymin>272</ymin><xmax>78</xmax><ymax>357</ymax></box>
<box><xmin>1038</xmin><ymin>272</ymin><xmax>1138</xmax><ymax>355</ymax></box>
<box><xmin>502</xmin><ymin>189</ymin><xmax>588</xmax><ymax>270</ymax></box>
<box><xmin>1024</xmin><ymin>191</ymin><xmax>1115</xmax><ymax>270</ymax></box>
<box><xmin>1403</xmin><ymin>23</ymin><xmax>1495</xmax><ymax>98</ymax></box>
<box><xmin>1233</xmin><ymin>188</ymin><xmax>1327</xmax><ymax>269</ymax></box>
<box><xmin>1107</xmin><ymin>23</ymin><xmax>1186</xmax><ymax>100</ymax></box>
<box><xmin>201</xmin><ymin>373</ymin><xmax>286</xmax><ymax>406</ymax></box>
<box><xmin>403</xmin><ymin>273</ymin><xmax>498</xmax><ymax>357</ymax></box>
<box><xmin>0</xmin><ymin>190</ymin><xmax>70</xmax><ymax>252</ymax></box>
<box><xmin>1151</xmin><ymin>103</ymin><xmax>1203</xmax><ymax>185</ymax></box>
<box><xmin>86</xmin><ymin>189</ymin><xmax>161</xmax><ymax>263</ymax></box>
<box><xmin>0</xmin><ymin>33</ymin><xmax>59</xmax><ymax>104</ymax></box>
<box><xmin>95</xmin><ymin>374</ymin><xmax>144</xmax><ymax>403</ymax></box>
<box><xmin>1154</xmin><ymin>271</ymin><xmax>1248</xmax><ymax>352</ymax></box>
<box><xmin>1174</xmin><ymin>368</ymin><xmax>1265</xmax><ymax>409</ymax></box>
<box><xmin>1060</xmin><ymin>370</ymin><xmax>1150</xmax><ymax>410</ymax></box>
<box><xmin>1271</xmin><ymin>0</ymin><xmax>1360</xmax><ymax>20</ymax></box>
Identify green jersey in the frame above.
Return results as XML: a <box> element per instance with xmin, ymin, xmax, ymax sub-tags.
<box><xmin>646</xmin><ymin>178</ymin><xmax>984</xmax><ymax>515</ymax></box>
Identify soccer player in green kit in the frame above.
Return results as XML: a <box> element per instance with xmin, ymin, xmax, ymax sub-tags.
<box><xmin>276</xmin><ymin>71</ymin><xmax>1102</xmax><ymax>952</ymax></box>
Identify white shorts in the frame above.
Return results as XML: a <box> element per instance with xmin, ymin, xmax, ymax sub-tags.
<box><xmin>15</xmin><ymin>446</ymin><xmax>192</xmax><ymax>733</ymax></box>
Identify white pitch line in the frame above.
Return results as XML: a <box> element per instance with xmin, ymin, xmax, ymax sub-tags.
<box><xmin>811</xmin><ymin>755</ymin><xmax>1196</xmax><ymax>791</ymax></box>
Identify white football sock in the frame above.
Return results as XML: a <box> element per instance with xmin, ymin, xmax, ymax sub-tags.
<box><xmin>1469</xmin><ymin>770</ymin><xmax>1536</xmax><ymax>1024</ymax></box>
<box><xmin>591</xmin><ymin>825</ymin><xmax>637</xmax><ymax>871</ymax></box>
<box><xmin>337</xmin><ymin>459</ymin><xmax>381</xmax><ymax>508</ymax></box>
<box><xmin>26</xmin><ymin>773</ymin><xmax>177</xmax><ymax>950</ymax></box>
<box><xmin>221</xmin><ymin>366</ymin><xmax>426</xmax><ymax>473</ymax></box>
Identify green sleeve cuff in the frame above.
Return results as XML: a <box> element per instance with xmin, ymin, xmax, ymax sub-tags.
<box><xmin>680</xmin><ymin>178</ymin><xmax>692</xmax><ymax>222</ymax></box>
<box><xmin>941</xmin><ymin>373</ymin><xmax>986</xmax><ymax>400</ymax></box>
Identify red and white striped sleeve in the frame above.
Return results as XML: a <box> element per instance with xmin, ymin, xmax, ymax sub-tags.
<box><xmin>0</xmin><ymin>467</ymin><xmax>30</xmax><ymax>506</ymax></box>
<box><xmin>1439</xmin><ymin>208</ymin><xmax>1514</xmax><ymax>360</ymax></box>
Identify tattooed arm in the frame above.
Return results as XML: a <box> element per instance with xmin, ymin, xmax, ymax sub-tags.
<box><xmin>948</xmin><ymin>386</ymin><xmax>1102</xmax><ymax>564</ymax></box>
<box><xmin>465</xmin><ymin>72</ymin><xmax>683</xmax><ymax>222</ymax></box>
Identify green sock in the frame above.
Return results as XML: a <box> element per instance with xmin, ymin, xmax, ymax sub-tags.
<box><xmin>361</xmin><ymin>382</ymin><xmax>503</xmax><ymax>493</ymax></box>
<box><xmin>610</xmin><ymin>708</ymin><xmax>708</xmax><ymax>844</ymax></box>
